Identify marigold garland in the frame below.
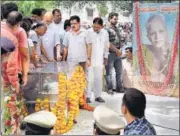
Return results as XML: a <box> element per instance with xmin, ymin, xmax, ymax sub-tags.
<box><xmin>53</xmin><ymin>66</ymin><xmax>94</xmax><ymax>134</ymax></box>
<box><xmin>34</xmin><ymin>98</ymin><xmax>50</xmax><ymax>112</ymax></box>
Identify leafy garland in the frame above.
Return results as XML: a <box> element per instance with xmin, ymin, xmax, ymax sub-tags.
<box><xmin>134</xmin><ymin>2</ymin><xmax>179</xmax><ymax>95</ymax></box>
<box><xmin>2</xmin><ymin>90</ymin><xmax>28</xmax><ymax>135</ymax></box>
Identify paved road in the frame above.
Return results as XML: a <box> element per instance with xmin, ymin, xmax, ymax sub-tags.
<box><xmin>64</xmin><ymin>92</ymin><xmax>179</xmax><ymax>135</ymax></box>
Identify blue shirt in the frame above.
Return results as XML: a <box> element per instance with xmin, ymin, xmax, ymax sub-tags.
<box><xmin>124</xmin><ymin>117</ymin><xmax>156</xmax><ymax>135</ymax></box>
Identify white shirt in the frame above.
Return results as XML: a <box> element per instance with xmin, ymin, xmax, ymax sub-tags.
<box><xmin>50</xmin><ymin>21</ymin><xmax>65</xmax><ymax>46</ymax></box>
<box><xmin>27</xmin><ymin>38</ymin><xmax>34</xmax><ymax>47</ymax></box>
<box><xmin>27</xmin><ymin>38</ymin><xmax>34</xmax><ymax>55</ymax></box>
<box><xmin>41</xmin><ymin>25</ymin><xmax>60</xmax><ymax>59</ymax></box>
<box><xmin>87</xmin><ymin>28</ymin><xmax>109</xmax><ymax>67</ymax></box>
<box><xmin>122</xmin><ymin>58</ymin><xmax>134</xmax><ymax>88</ymax></box>
<box><xmin>29</xmin><ymin>30</ymin><xmax>42</xmax><ymax>56</ymax></box>
<box><xmin>50</xmin><ymin>21</ymin><xmax>64</xmax><ymax>31</ymax></box>
<box><xmin>63</xmin><ymin>29</ymin><xmax>91</xmax><ymax>62</ymax></box>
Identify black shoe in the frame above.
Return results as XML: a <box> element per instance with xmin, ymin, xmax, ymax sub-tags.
<box><xmin>107</xmin><ymin>89</ymin><xmax>114</xmax><ymax>95</ymax></box>
<box><xmin>95</xmin><ymin>97</ymin><xmax>105</xmax><ymax>103</ymax></box>
<box><xmin>86</xmin><ymin>97</ymin><xmax>91</xmax><ymax>103</ymax></box>
<box><xmin>112</xmin><ymin>89</ymin><xmax>116</xmax><ymax>92</ymax></box>
<box><xmin>116</xmin><ymin>87</ymin><xmax>124</xmax><ymax>93</ymax></box>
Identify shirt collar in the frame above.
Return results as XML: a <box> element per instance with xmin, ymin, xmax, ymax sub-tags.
<box><xmin>93</xmin><ymin>29</ymin><xmax>102</xmax><ymax>34</ymax></box>
<box><xmin>71</xmin><ymin>28</ymin><xmax>84</xmax><ymax>35</ymax></box>
<box><xmin>124</xmin><ymin>117</ymin><xmax>145</xmax><ymax>130</ymax></box>
<box><xmin>52</xmin><ymin>20</ymin><xmax>63</xmax><ymax>25</ymax></box>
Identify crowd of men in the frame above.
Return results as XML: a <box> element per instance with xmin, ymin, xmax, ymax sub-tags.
<box><xmin>1</xmin><ymin>2</ymin><xmax>156</xmax><ymax>135</ymax></box>
<box><xmin>1</xmin><ymin>3</ymin><xmax>134</xmax><ymax>103</ymax></box>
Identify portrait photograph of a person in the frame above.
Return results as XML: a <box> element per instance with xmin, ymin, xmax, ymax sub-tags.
<box><xmin>133</xmin><ymin>14</ymin><xmax>179</xmax><ymax>83</ymax></box>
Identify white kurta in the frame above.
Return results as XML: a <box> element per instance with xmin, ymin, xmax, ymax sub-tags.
<box><xmin>86</xmin><ymin>28</ymin><xmax>109</xmax><ymax>98</ymax></box>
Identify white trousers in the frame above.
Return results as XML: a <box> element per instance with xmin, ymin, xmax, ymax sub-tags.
<box><xmin>86</xmin><ymin>66</ymin><xmax>103</xmax><ymax>99</ymax></box>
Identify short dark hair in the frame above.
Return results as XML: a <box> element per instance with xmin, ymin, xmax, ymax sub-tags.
<box><xmin>1</xmin><ymin>2</ymin><xmax>18</xmax><ymax>19</ymax></box>
<box><xmin>93</xmin><ymin>17</ymin><xmax>103</xmax><ymax>26</ymax></box>
<box><xmin>23</xmin><ymin>17</ymin><xmax>33</xmax><ymax>26</ymax></box>
<box><xmin>40</xmin><ymin>8</ymin><xmax>46</xmax><ymax>13</ymax></box>
<box><xmin>31</xmin><ymin>22</ymin><xmax>46</xmax><ymax>30</ymax></box>
<box><xmin>70</xmin><ymin>15</ymin><xmax>80</xmax><ymax>23</ymax></box>
<box><xmin>7</xmin><ymin>11</ymin><xmax>23</xmax><ymax>26</ymax></box>
<box><xmin>125</xmin><ymin>47</ymin><xmax>132</xmax><ymax>53</ymax></box>
<box><xmin>94</xmin><ymin>123</ymin><xmax>120</xmax><ymax>135</ymax></box>
<box><xmin>52</xmin><ymin>9</ymin><xmax>61</xmax><ymax>15</ymax></box>
<box><xmin>21</xmin><ymin>21</ymin><xmax>31</xmax><ymax>33</ymax></box>
<box><xmin>31</xmin><ymin>8</ymin><xmax>43</xmax><ymax>16</ymax></box>
<box><xmin>108</xmin><ymin>12</ymin><xmax>118</xmax><ymax>21</ymax></box>
<box><xmin>122</xmin><ymin>88</ymin><xmax>146</xmax><ymax>118</ymax></box>
<box><xmin>64</xmin><ymin>19</ymin><xmax>71</xmax><ymax>30</ymax></box>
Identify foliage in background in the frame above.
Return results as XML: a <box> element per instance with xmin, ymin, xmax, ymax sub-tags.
<box><xmin>2</xmin><ymin>1</ymin><xmax>56</xmax><ymax>16</ymax></box>
<box><xmin>17</xmin><ymin>1</ymin><xmax>56</xmax><ymax>16</ymax></box>
<box><xmin>2</xmin><ymin>0</ymin><xmax>177</xmax><ymax>17</ymax></box>
<box><xmin>56</xmin><ymin>1</ymin><xmax>133</xmax><ymax>17</ymax></box>
<box><xmin>2</xmin><ymin>0</ymin><xmax>134</xmax><ymax>17</ymax></box>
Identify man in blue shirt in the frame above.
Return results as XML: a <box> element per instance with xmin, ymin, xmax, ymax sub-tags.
<box><xmin>122</xmin><ymin>88</ymin><xmax>157</xmax><ymax>135</ymax></box>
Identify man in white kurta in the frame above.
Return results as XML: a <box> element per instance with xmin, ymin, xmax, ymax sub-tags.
<box><xmin>86</xmin><ymin>17</ymin><xmax>109</xmax><ymax>103</ymax></box>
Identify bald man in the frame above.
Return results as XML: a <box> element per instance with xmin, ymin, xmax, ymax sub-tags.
<box><xmin>41</xmin><ymin>11</ymin><xmax>61</xmax><ymax>62</ymax></box>
<box><xmin>43</xmin><ymin>11</ymin><xmax>53</xmax><ymax>25</ymax></box>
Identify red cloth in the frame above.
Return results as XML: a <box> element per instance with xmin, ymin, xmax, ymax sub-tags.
<box><xmin>1</xmin><ymin>22</ymin><xmax>28</xmax><ymax>71</ymax></box>
<box><xmin>1</xmin><ymin>27</ymin><xmax>19</xmax><ymax>89</ymax></box>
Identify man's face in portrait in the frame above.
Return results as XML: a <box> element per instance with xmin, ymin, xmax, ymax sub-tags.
<box><xmin>147</xmin><ymin>18</ymin><xmax>168</xmax><ymax>48</ymax></box>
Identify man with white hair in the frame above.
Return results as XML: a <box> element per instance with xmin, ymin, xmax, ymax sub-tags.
<box><xmin>145</xmin><ymin>14</ymin><xmax>170</xmax><ymax>82</ymax></box>
<box><xmin>134</xmin><ymin>14</ymin><xmax>177</xmax><ymax>82</ymax></box>
<box><xmin>146</xmin><ymin>14</ymin><xmax>169</xmax><ymax>50</ymax></box>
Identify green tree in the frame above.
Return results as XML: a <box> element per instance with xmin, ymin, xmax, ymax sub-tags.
<box><xmin>16</xmin><ymin>1</ymin><xmax>55</xmax><ymax>16</ymax></box>
<box><xmin>96</xmin><ymin>3</ymin><xmax>108</xmax><ymax>17</ymax></box>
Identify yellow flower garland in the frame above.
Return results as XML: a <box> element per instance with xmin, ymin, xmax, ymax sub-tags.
<box><xmin>34</xmin><ymin>98</ymin><xmax>50</xmax><ymax>112</ymax></box>
<box><xmin>53</xmin><ymin>66</ymin><xmax>87</xmax><ymax>134</ymax></box>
